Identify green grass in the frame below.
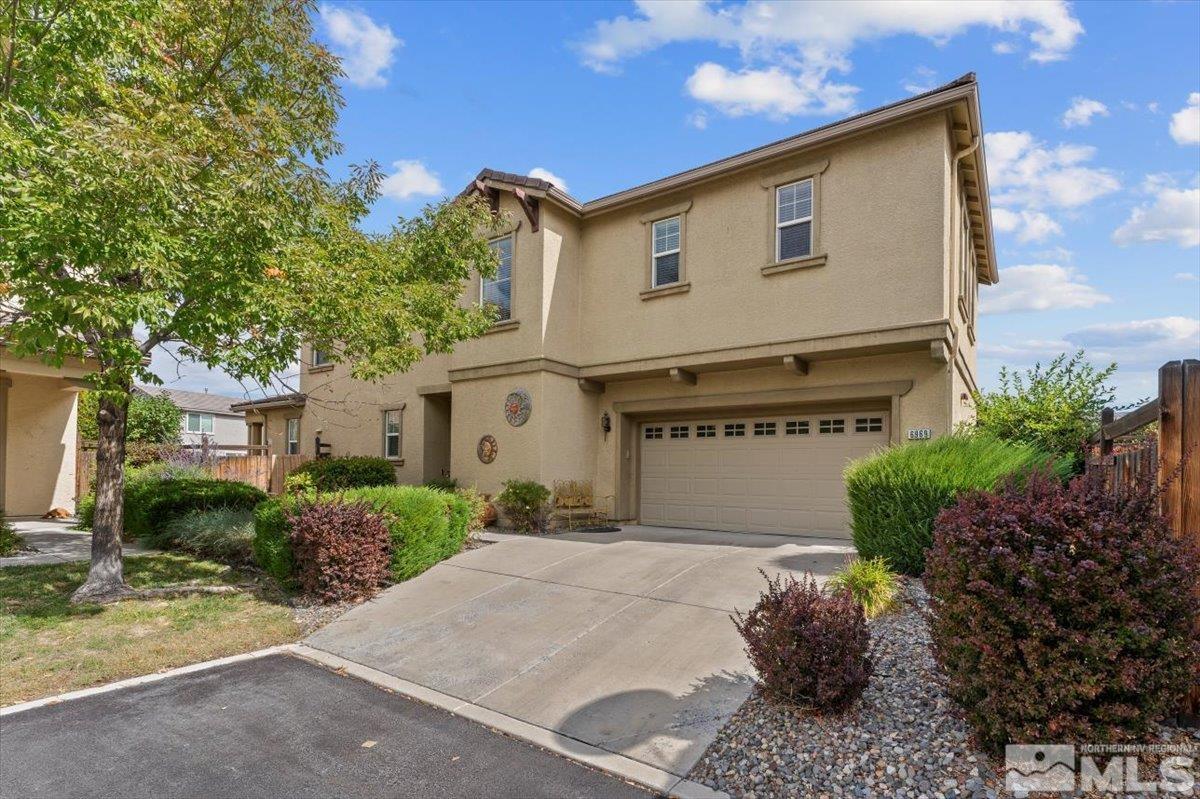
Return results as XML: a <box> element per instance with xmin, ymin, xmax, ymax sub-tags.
<box><xmin>827</xmin><ymin>556</ymin><xmax>900</xmax><ymax>619</ymax></box>
<box><xmin>0</xmin><ymin>554</ymin><xmax>298</xmax><ymax>705</ymax></box>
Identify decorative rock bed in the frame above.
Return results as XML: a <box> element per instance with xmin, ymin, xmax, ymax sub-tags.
<box><xmin>689</xmin><ymin>580</ymin><xmax>1000</xmax><ymax>799</ymax></box>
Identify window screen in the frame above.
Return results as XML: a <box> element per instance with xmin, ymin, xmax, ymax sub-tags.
<box><xmin>482</xmin><ymin>236</ymin><xmax>513</xmax><ymax>321</ymax></box>
<box><xmin>776</xmin><ymin>179</ymin><xmax>813</xmax><ymax>261</ymax></box>
<box><xmin>652</xmin><ymin>216</ymin><xmax>681</xmax><ymax>286</ymax></box>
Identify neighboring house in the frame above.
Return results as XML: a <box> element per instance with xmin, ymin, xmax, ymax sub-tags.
<box><xmin>231</xmin><ymin>393</ymin><xmax>306</xmax><ymax>456</ymax></box>
<box><xmin>247</xmin><ymin>74</ymin><xmax>997</xmax><ymax>539</ymax></box>
<box><xmin>134</xmin><ymin>385</ymin><xmax>247</xmax><ymax>448</ymax></box>
<box><xmin>0</xmin><ymin>345</ymin><xmax>94</xmax><ymax>517</ymax></box>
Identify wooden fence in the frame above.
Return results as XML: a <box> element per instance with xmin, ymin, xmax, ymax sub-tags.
<box><xmin>1087</xmin><ymin>359</ymin><xmax>1199</xmax><ymax>719</ymax></box>
<box><xmin>75</xmin><ymin>444</ymin><xmax>312</xmax><ymax>498</ymax></box>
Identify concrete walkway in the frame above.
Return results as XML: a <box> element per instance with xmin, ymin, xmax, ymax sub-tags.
<box><xmin>0</xmin><ymin>520</ymin><xmax>155</xmax><ymax>568</ymax></box>
<box><xmin>307</xmin><ymin>525</ymin><xmax>855</xmax><ymax>780</ymax></box>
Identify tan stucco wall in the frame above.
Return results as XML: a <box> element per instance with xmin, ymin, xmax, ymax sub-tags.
<box><xmin>577</xmin><ymin>113</ymin><xmax>949</xmax><ymax>366</ymax></box>
<box><xmin>290</xmin><ymin>109</ymin><xmax>985</xmax><ymax>520</ymax></box>
<box><xmin>2</xmin><ymin>372</ymin><xmax>80</xmax><ymax>516</ymax></box>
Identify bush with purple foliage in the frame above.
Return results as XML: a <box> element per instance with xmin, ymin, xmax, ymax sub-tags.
<box><xmin>734</xmin><ymin>571</ymin><xmax>872</xmax><ymax>712</ymax></box>
<box><xmin>925</xmin><ymin>471</ymin><xmax>1200</xmax><ymax>753</ymax></box>
<box><xmin>286</xmin><ymin>498</ymin><xmax>391</xmax><ymax>603</ymax></box>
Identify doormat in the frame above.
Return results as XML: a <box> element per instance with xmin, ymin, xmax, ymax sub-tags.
<box><xmin>572</xmin><ymin>525</ymin><xmax>622</xmax><ymax>533</ymax></box>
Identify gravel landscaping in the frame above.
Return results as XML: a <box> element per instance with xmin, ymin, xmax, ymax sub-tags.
<box><xmin>690</xmin><ymin>579</ymin><xmax>999</xmax><ymax>799</ymax></box>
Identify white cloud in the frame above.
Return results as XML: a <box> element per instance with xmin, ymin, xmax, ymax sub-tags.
<box><xmin>990</xmin><ymin>208</ymin><xmax>1063</xmax><ymax>243</ymax></box>
<box><xmin>1065</xmin><ymin>317</ymin><xmax>1200</xmax><ymax>370</ymax></box>
<box><xmin>685</xmin><ymin>62</ymin><xmax>856</xmax><ymax>119</ymax></box>
<box><xmin>986</xmin><ymin>131</ymin><xmax>1119</xmax><ymax>208</ymax></box>
<box><xmin>319</xmin><ymin>5</ymin><xmax>401</xmax><ymax>89</ymax></box>
<box><xmin>686</xmin><ymin>109</ymin><xmax>709</xmax><ymax>130</ymax></box>
<box><xmin>1148</xmin><ymin>101</ymin><xmax>1160</xmax><ymax>114</ymax></box>
<box><xmin>578</xmin><ymin>1</ymin><xmax>1082</xmax><ymax>119</ymax></box>
<box><xmin>1169</xmin><ymin>92</ymin><xmax>1200</xmax><ymax>145</ymax></box>
<box><xmin>527</xmin><ymin>167</ymin><xmax>570</xmax><ymax>194</ymax></box>
<box><xmin>992</xmin><ymin>41</ymin><xmax>1016</xmax><ymax>55</ymax></box>
<box><xmin>1061</xmin><ymin>97</ymin><xmax>1108</xmax><ymax>128</ymax></box>
<box><xmin>379</xmin><ymin>160</ymin><xmax>444</xmax><ymax>201</ymax></box>
<box><xmin>980</xmin><ymin>317</ymin><xmax>1200</xmax><ymax>402</ymax></box>
<box><xmin>1113</xmin><ymin>183</ymin><xmax>1200</xmax><ymax>248</ymax></box>
<box><xmin>982</xmin><ymin>264</ymin><xmax>1111</xmax><ymax>314</ymax></box>
<box><xmin>902</xmin><ymin>66</ymin><xmax>937</xmax><ymax>95</ymax></box>
<box><xmin>1175</xmin><ymin>272</ymin><xmax>1200</xmax><ymax>282</ymax></box>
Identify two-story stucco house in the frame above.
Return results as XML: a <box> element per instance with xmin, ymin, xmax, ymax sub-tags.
<box><xmin>241</xmin><ymin>74</ymin><xmax>997</xmax><ymax>540</ymax></box>
<box><xmin>134</xmin><ymin>385</ymin><xmax>247</xmax><ymax>449</ymax></box>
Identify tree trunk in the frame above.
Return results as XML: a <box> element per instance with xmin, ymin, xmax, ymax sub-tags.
<box><xmin>71</xmin><ymin>386</ymin><xmax>131</xmax><ymax>603</ymax></box>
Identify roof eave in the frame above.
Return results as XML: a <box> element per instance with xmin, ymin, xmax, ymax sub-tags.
<box><xmin>579</xmin><ymin>79</ymin><xmax>981</xmax><ymax>218</ymax></box>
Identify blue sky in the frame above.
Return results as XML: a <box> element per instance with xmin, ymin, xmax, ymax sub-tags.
<box><xmin>153</xmin><ymin>1</ymin><xmax>1200</xmax><ymax>404</ymax></box>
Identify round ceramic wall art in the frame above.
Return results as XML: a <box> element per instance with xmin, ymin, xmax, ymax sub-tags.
<box><xmin>504</xmin><ymin>388</ymin><xmax>532</xmax><ymax>427</ymax></box>
<box><xmin>477</xmin><ymin>434</ymin><xmax>498</xmax><ymax>464</ymax></box>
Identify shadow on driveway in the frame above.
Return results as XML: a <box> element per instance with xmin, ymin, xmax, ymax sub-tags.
<box><xmin>0</xmin><ymin>654</ymin><xmax>651</xmax><ymax>799</ymax></box>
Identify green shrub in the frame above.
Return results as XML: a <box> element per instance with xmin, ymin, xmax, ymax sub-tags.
<box><xmin>251</xmin><ymin>486</ymin><xmax>471</xmax><ymax>587</ymax></box>
<box><xmin>424</xmin><ymin>476</ymin><xmax>459</xmax><ymax>492</ymax></box>
<box><xmin>284</xmin><ymin>471</ymin><xmax>316</xmax><ymax>495</ymax></box>
<box><xmin>161</xmin><ymin>507</ymin><xmax>256</xmax><ymax>564</ymax></box>
<box><xmin>344</xmin><ymin>486</ymin><xmax>471</xmax><ymax>582</ymax></box>
<box><xmin>253</xmin><ymin>496</ymin><xmax>298</xmax><ymax>587</ymax></box>
<box><xmin>81</xmin><ymin>477</ymin><xmax>267</xmax><ymax>543</ymax></box>
<box><xmin>844</xmin><ymin>434</ymin><xmax>1068</xmax><ymax>575</ymax></box>
<box><xmin>495</xmin><ymin>479</ymin><xmax>551</xmax><ymax>533</ymax></box>
<box><xmin>291</xmin><ymin>456</ymin><xmax>396</xmax><ymax>491</ymax></box>
<box><xmin>971</xmin><ymin>350</ymin><xmax>1116</xmax><ymax>473</ymax></box>
<box><xmin>826</xmin><ymin>557</ymin><xmax>899</xmax><ymax>619</ymax></box>
<box><xmin>456</xmin><ymin>486</ymin><xmax>489</xmax><ymax>533</ymax></box>
<box><xmin>0</xmin><ymin>509</ymin><xmax>23</xmax><ymax>557</ymax></box>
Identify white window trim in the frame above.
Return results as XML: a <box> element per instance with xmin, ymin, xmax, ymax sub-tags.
<box><xmin>651</xmin><ymin>216</ymin><xmax>682</xmax><ymax>288</ymax></box>
<box><xmin>285</xmin><ymin>417</ymin><xmax>300</xmax><ymax>455</ymax></box>
<box><xmin>383</xmin><ymin>408</ymin><xmax>403</xmax><ymax>460</ymax></box>
<box><xmin>775</xmin><ymin>178</ymin><xmax>814</xmax><ymax>263</ymax></box>
<box><xmin>481</xmin><ymin>234</ymin><xmax>514</xmax><ymax>323</ymax></box>
<box><xmin>186</xmin><ymin>412</ymin><xmax>214</xmax><ymax>434</ymax></box>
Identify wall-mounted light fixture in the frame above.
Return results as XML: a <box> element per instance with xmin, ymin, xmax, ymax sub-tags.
<box><xmin>601</xmin><ymin>411</ymin><xmax>611</xmax><ymax>439</ymax></box>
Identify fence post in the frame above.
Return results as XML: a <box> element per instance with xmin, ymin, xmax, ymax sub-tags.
<box><xmin>1159</xmin><ymin>362</ymin><xmax>1184</xmax><ymax>536</ymax></box>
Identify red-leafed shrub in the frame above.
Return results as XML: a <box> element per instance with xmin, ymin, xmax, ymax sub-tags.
<box><xmin>925</xmin><ymin>471</ymin><xmax>1200</xmax><ymax>753</ymax></box>
<box><xmin>286</xmin><ymin>499</ymin><xmax>391</xmax><ymax>603</ymax></box>
<box><xmin>734</xmin><ymin>571</ymin><xmax>872</xmax><ymax>712</ymax></box>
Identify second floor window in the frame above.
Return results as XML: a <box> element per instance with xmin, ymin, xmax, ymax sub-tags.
<box><xmin>776</xmin><ymin>178</ymin><xmax>813</xmax><ymax>261</ymax></box>
<box><xmin>186</xmin><ymin>412</ymin><xmax>213</xmax><ymax>434</ymax></box>
<box><xmin>383</xmin><ymin>409</ymin><xmax>402</xmax><ymax>459</ymax></box>
<box><xmin>312</xmin><ymin>348</ymin><xmax>331</xmax><ymax>367</ymax></box>
<box><xmin>652</xmin><ymin>216</ymin><xmax>681</xmax><ymax>286</ymax></box>
<box><xmin>482</xmin><ymin>236</ymin><xmax>513</xmax><ymax>322</ymax></box>
<box><xmin>285</xmin><ymin>417</ymin><xmax>300</xmax><ymax>455</ymax></box>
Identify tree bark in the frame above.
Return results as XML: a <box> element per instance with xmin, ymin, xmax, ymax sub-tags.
<box><xmin>71</xmin><ymin>384</ymin><xmax>132</xmax><ymax>603</ymax></box>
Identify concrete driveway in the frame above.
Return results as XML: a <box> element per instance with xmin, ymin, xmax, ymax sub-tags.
<box><xmin>306</xmin><ymin>525</ymin><xmax>854</xmax><ymax>780</ymax></box>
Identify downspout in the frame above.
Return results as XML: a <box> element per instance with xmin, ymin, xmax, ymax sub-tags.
<box><xmin>947</xmin><ymin>135</ymin><xmax>982</xmax><ymax>426</ymax></box>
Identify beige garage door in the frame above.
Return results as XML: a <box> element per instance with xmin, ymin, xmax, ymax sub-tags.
<box><xmin>639</xmin><ymin>412</ymin><xmax>889</xmax><ymax>538</ymax></box>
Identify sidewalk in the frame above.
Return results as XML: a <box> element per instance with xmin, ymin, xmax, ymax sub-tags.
<box><xmin>1</xmin><ymin>520</ymin><xmax>155</xmax><ymax>568</ymax></box>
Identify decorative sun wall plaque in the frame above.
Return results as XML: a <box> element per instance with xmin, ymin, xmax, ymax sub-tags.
<box><xmin>477</xmin><ymin>434</ymin><xmax>498</xmax><ymax>464</ymax></box>
<box><xmin>504</xmin><ymin>388</ymin><xmax>532</xmax><ymax>427</ymax></box>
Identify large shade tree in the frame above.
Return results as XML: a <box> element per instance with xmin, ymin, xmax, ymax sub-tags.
<box><xmin>0</xmin><ymin>0</ymin><xmax>499</xmax><ymax>601</ymax></box>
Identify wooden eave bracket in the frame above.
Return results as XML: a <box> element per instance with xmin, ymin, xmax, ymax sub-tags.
<box><xmin>783</xmin><ymin>355</ymin><xmax>809</xmax><ymax>375</ymax></box>
<box><xmin>578</xmin><ymin>378</ymin><xmax>605</xmax><ymax>394</ymax></box>
<box><xmin>931</xmin><ymin>340</ymin><xmax>951</xmax><ymax>364</ymax></box>
<box><xmin>513</xmin><ymin>187</ymin><xmax>540</xmax><ymax>232</ymax></box>
<box><xmin>669</xmin><ymin>367</ymin><xmax>697</xmax><ymax>386</ymax></box>
<box><xmin>473</xmin><ymin>179</ymin><xmax>500</xmax><ymax>214</ymax></box>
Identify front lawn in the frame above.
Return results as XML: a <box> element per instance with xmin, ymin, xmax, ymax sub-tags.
<box><xmin>0</xmin><ymin>554</ymin><xmax>299</xmax><ymax>706</ymax></box>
